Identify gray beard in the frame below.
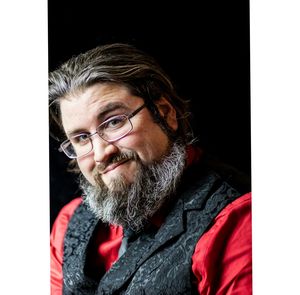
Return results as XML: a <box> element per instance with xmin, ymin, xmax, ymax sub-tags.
<box><xmin>79</xmin><ymin>141</ymin><xmax>186</xmax><ymax>232</ymax></box>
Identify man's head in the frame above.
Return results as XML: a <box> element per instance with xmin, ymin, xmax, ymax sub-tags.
<box><xmin>49</xmin><ymin>43</ymin><xmax>193</xmax><ymax>230</ymax></box>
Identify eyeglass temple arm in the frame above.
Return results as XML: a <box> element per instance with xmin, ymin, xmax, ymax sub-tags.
<box><xmin>128</xmin><ymin>104</ymin><xmax>146</xmax><ymax>119</ymax></box>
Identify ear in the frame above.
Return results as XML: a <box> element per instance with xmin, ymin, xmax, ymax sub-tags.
<box><xmin>155</xmin><ymin>97</ymin><xmax>178</xmax><ymax>131</ymax></box>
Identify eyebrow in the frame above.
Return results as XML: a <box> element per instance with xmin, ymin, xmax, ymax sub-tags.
<box><xmin>66</xmin><ymin>102</ymin><xmax>129</xmax><ymax>138</ymax></box>
<box><xmin>96</xmin><ymin>102</ymin><xmax>129</xmax><ymax>121</ymax></box>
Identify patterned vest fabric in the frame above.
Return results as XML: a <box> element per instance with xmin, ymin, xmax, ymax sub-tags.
<box><xmin>63</xmin><ymin>163</ymin><xmax>250</xmax><ymax>295</ymax></box>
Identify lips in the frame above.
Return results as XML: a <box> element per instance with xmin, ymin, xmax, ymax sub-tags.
<box><xmin>101</xmin><ymin>158</ymin><xmax>131</xmax><ymax>174</ymax></box>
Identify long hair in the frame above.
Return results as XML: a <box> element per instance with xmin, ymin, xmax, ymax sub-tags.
<box><xmin>49</xmin><ymin>43</ymin><xmax>193</xmax><ymax>143</ymax></box>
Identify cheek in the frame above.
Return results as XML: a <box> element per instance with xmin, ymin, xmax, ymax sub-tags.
<box><xmin>118</xmin><ymin>128</ymin><xmax>170</xmax><ymax>163</ymax></box>
<box><xmin>77</xmin><ymin>158</ymin><xmax>96</xmax><ymax>185</ymax></box>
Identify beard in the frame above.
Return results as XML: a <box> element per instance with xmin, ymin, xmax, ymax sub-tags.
<box><xmin>79</xmin><ymin>141</ymin><xmax>186</xmax><ymax>232</ymax></box>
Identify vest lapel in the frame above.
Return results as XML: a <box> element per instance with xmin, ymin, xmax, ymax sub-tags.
<box><xmin>98</xmin><ymin>198</ymin><xmax>185</xmax><ymax>294</ymax></box>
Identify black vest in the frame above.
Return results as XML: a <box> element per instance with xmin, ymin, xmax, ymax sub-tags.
<box><xmin>63</xmin><ymin>163</ymin><xmax>250</xmax><ymax>295</ymax></box>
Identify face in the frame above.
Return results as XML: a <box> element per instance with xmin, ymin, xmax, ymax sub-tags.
<box><xmin>60</xmin><ymin>83</ymin><xmax>178</xmax><ymax>189</ymax></box>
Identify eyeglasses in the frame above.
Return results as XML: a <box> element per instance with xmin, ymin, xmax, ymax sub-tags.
<box><xmin>59</xmin><ymin>104</ymin><xmax>146</xmax><ymax>159</ymax></box>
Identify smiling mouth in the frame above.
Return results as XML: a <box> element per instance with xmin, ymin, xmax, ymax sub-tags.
<box><xmin>101</xmin><ymin>159</ymin><xmax>131</xmax><ymax>174</ymax></box>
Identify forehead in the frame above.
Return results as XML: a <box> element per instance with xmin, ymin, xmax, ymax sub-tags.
<box><xmin>60</xmin><ymin>83</ymin><xmax>142</xmax><ymax>133</ymax></box>
<box><xmin>62</xmin><ymin>83</ymin><xmax>134</xmax><ymax>108</ymax></box>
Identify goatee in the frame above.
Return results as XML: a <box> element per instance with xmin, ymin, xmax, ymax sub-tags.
<box><xmin>79</xmin><ymin>141</ymin><xmax>186</xmax><ymax>232</ymax></box>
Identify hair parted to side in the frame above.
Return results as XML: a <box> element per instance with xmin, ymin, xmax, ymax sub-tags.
<box><xmin>49</xmin><ymin>43</ymin><xmax>194</xmax><ymax>143</ymax></box>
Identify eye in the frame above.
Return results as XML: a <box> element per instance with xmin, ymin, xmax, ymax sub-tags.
<box><xmin>71</xmin><ymin>133</ymin><xmax>90</xmax><ymax>145</ymax></box>
<box><xmin>104</xmin><ymin>115</ymin><xmax>127</xmax><ymax>130</ymax></box>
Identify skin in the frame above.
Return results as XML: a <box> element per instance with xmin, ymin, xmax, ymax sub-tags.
<box><xmin>60</xmin><ymin>83</ymin><xmax>178</xmax><ymax>189</ymax></box>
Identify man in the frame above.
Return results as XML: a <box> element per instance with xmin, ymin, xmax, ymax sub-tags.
<box><xmin>49</xmin><ymin>43</ymin><xmax>252</xmax><ymax>294</ymax></box>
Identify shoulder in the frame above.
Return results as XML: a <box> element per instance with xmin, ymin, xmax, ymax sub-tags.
<box><xmin>50</xmin><ymin>198</ymin><xmax>83</xmax><ymax>294</ymax></box>
<box><xmin>192</xmin><ymin>193</ymin><xmax>252</xmax><ymax>294</ymax></box>
<box><xmin>213</xmin><ymin>192</ymin><xmax>251</xmax><ymax>220</ymax></box>
<box><xmin>194</xmin><ymin>192</ymin><xmax>251</xmax><ymax>256</ymax></box>
<box><xmin>54</xmin><ymin>197</ymin><xmax>83</xmax><ymax>226</ymax></box>
<box><xmin>51</xmin><ymin>197</ymin><xmax>83</xmax><ymax>247</ymax></box>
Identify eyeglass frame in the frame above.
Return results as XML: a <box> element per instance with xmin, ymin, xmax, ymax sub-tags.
<box><xmin>59</xmin><ymin>104</ymin><xmax>146</xmax><ymax>159</ymax></box>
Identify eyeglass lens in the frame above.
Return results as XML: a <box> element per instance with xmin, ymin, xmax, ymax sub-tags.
<box><xmin>62</xmin><ymin>115</ymin><xmax>133</xmax><ymax>158</ymax></box>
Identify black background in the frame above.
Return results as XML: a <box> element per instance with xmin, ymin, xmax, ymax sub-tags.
<box><xmin>48</xmin><ymin>1</ymin><xmax>251</xmax><ymax>229</ymax></box>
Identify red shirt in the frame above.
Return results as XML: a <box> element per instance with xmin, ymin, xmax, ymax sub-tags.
<box><xmin>50</xmin><ymin>192</ymin><xmax>252</xmax><ymax>294</ymax></box>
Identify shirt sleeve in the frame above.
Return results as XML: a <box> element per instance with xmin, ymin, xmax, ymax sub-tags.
<box><xmin>50</xmin><ymin>197</ymin><xmax>83</xmax><ymax>295</ymax></box>
<box><xmin>192</xmin><ymin>193</ymin><xmax>252</xmax><ymax>295</ymax></box>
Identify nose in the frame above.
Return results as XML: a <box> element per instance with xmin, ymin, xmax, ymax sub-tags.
<box><xmin>91</xmin><ymin>135</ymin><xmax>119</xmax><ymax>164</ymax></box>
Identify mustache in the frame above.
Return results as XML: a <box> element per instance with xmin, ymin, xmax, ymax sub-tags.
<box><xmin>93</xmin><ymin>150</ymin><xmax>139</xmax><ymax>174</ymax></box>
